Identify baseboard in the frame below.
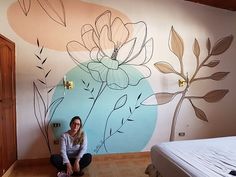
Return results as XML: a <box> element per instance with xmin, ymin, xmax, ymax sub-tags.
<box><xmin>2</xmin><ymin>161</ymin><xmax>17</xmax><ymax>177</ymax></box>
<box><xmin>92</xmin><ymin>151</ymin><xmax>150</xmax><ymax>161</ymax></box>
<box><xmin>16</xmin><ymin>158</ymin><xmax>51</xmax><ymax>167</ymax></box>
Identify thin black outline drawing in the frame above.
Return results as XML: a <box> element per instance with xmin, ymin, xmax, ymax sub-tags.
<box><xmin>33</xmin><ymin>39</ymin><xmax>64</xmax><ymax>153</ymax></box>
<box><xmin>94</xmin><ymin>93</ymin><xmax>143</xmax><ymax>153</ymax></box>
<box><xmin>66</xmin><ymin>10</ymin><xmax>154</xmax><ymax>127</ymax></box>
<box><xmin>18</xmin><ymin>0</ymin><xmax>66</xmax><ymax>26</ymax></box>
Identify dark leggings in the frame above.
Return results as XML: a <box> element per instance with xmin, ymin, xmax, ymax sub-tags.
<box><xmin>50</xmin><ymin>153</ymin><xmax>92</xmax><ymax>171</ymax></box>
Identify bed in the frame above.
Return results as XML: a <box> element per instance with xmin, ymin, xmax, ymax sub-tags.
<box><xmin>145</xmin><ymin>136</ymin><xmax>236</xmax><ymax>177</ymax></box>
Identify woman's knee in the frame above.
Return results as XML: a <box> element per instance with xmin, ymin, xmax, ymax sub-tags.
<box><xmin>50</xmin><ymin>154</ymin><xmax>62</xmax><ymax>164</ymax></box>
<box><xmin>80</xmin><ymin>153</ymin><xmax>92</xmax><ymax>167</ymax></box>
<box><xmin>84</xmin><ymin>153</ymin><xmax>92</xmax><ymax>162</ymax></box>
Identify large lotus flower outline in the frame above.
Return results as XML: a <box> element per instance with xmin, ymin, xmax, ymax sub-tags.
<box><xmin>67</xmin><ymin>10</ymin><xmax>154</xmax><ymax>90</ymax></box>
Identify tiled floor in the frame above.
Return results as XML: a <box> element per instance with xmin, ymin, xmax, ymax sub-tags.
<box><xmin>8</xmin><ymin>152</ymin><xmax>151</xmax><ymax>177</ymax></box>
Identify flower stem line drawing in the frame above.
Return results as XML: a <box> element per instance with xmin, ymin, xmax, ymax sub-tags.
<box><xmin>66</xmin><ymin>10</ymin><xmax>153</xmax><ymax>126</ymax></box>
<box><xmin>33</xmin><ymin>39</ymin><xmax>64</xmax><ymax>154</ymax></box>
<box><xmin>81</xmin><ymin>79</ymin><xmax>107</xmax><ymax>125</ymax></box>
<box><xmin>94</xmin><ymin>93</ymin><xmax>142</xmax><ymax>153</ymax></box>
<box><xmin>84</xmin><ymin>82</ymin><xmax>107</xmax><ymax>125</ymax></box>
<box><xmin>18</xmin><ymin>0</ymin><xmax>66</xmax><ymax>26</ymax></box>
<box><xmin>142</xmin><ymin>26</ymin><xmax>233</xmax><ymax>141</ymax></box>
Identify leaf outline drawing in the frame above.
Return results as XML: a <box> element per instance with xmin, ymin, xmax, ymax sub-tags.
<box><xmin>18</xmin><ymin>0</ymin><xmax>66</xmax><ymax>26</ymax></box>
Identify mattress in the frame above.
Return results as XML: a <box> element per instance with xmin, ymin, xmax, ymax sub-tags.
<box><xmin>150</xmin><ymin>136</ymin><xmax>236</xmax><ymax>177</ymax></box>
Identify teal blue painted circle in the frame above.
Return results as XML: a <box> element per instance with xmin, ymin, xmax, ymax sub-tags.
<box><xmin>51</xmin><ymin>65</ymin><xmax>157</xmax><ymax>154</ymax></box>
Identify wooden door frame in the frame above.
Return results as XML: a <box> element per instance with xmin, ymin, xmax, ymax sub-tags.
<box><xmin>0</xmin><ymin>34</ymin><xmax>17</xmax><ymax>176</ymax></box>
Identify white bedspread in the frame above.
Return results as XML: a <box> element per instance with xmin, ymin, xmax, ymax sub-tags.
<box><xmin>151</xmin><ymin>136</ymin><xmax>236</xmax><ymax>177</ymax></box>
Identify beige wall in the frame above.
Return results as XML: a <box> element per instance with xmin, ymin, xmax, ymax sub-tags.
<box><xmin>0</xmin><ymin>0</ymin><xmax>236</xmax><ymax>159</ymax></box>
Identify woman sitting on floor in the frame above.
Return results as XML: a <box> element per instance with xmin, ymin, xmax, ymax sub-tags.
<box><xmin>50</xmin><ymin>116</ymin><xmax>92</xmax><ymax>176</ymax></box>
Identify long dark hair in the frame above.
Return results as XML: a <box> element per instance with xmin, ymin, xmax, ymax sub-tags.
<box><xmin>70</xmin><ymin>116</ymin><xmax>84</xmax><ymax>145</ymax></box>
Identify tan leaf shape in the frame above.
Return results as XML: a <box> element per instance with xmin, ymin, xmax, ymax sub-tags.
<box><xmin>203</xmin><ymin>90</ymin><xmax>229</xmax><ymax>103</ymax></box>
<box><xmin>169</xmin><ymin>26</ymin><xmax>184</xmax><ymax>60</ymax></box>
<box><xmin>141</xmin><ymin>94</ymin><xmax>157</xmax><ymax>106</ymax></box>
<box><xmin>211</xmin><ymin>35</ymin><xmax>233</xmax><ymax>55</ymax></box>
<box><xmin>210</xmin><ymin>72</ymin><xmax>230</xmax><ymax>81</ymax></box>
<box><xmin>193</xmin><ymin>38</ymin><xmax>200</xmax><ymax>58</ymax></box>
<box><xmin>206</xmin><ymin>38</ymin><xmax>211</xmax><ymax>54</ymax></box>
<box><xmin>156</xmin><ymin>92</ymin><xmax>179</xmax><ymax>105</ymax></box>
<box><xmin>18</xmin><ymin>0</ymin><xmax>31</xmax><ymax>16</ymax></box>
<box><xmin>204</xmin><ymin>60</ymin><xmax>220</xmax><ymax>67</ymax></box>
<box><xmin>192</xmin><ymin>104</ymin><xmax>208</xmax><ymax>122</ymax></box>
<box><xmin>36</xmin><ymin>0</ymin><xmax>66</xmax><ymax>26</ymax></box>
<box><xmin>154</xmin><ymin>61</ymin><xmax>177</xmax><ymax>74</ymax></box>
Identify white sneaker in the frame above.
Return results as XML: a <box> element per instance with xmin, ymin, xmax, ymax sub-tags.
<box><xmin>57</xmin><ymin>172</ymin><xmax>69</xmax><ymax>177</ymax></box>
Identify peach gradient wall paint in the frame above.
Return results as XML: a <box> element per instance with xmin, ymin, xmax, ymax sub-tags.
<box><xmin>7</xmin><ymin>0</ymin><xmax>131</xmax><ymax>51</ymax></box>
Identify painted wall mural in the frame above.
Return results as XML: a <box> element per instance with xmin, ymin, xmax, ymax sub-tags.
<box><xmin>51</xmin><ymin>10</ymin><xmax>156</xmax><ymax>154</ymax></box>
<box><xmin>6</xmin><ymin>0</ymin><xmax>235</xmax><ymax>158</ymax></box>
<box><xmin>18</xmin><ymin>0</ymin><xmax>157</xmax><ymax>154</ymax></box>
<box><xmin>142</xmin><ymin>27</ymin><xmax>233</xmax><ymax>141</ymax></box>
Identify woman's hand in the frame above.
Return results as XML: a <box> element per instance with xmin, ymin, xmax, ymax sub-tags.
<box><xmin>73</xmin><ymin>159</ymin><xmax>80</xmax><ymax>172</ymax></box>
<box><xmin>66</xmin><ymin>163</ymin><xmax>73</xmax><ymax>175</ymax></box>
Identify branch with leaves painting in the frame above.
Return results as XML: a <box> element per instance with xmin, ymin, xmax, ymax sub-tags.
<box><xmin>94</xmin><ymin>93</ymin><xmax>142</xmax><ymax>153</ymax></box>
<box><xmin>142</xmin><ymin>26</ymin><xmax>233</xmax><ymax>141</ymax></box>
<box><xmin>33</xmin><ymin>39</ymin><xmax>64</xmax><ymax>154</ymax></box>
